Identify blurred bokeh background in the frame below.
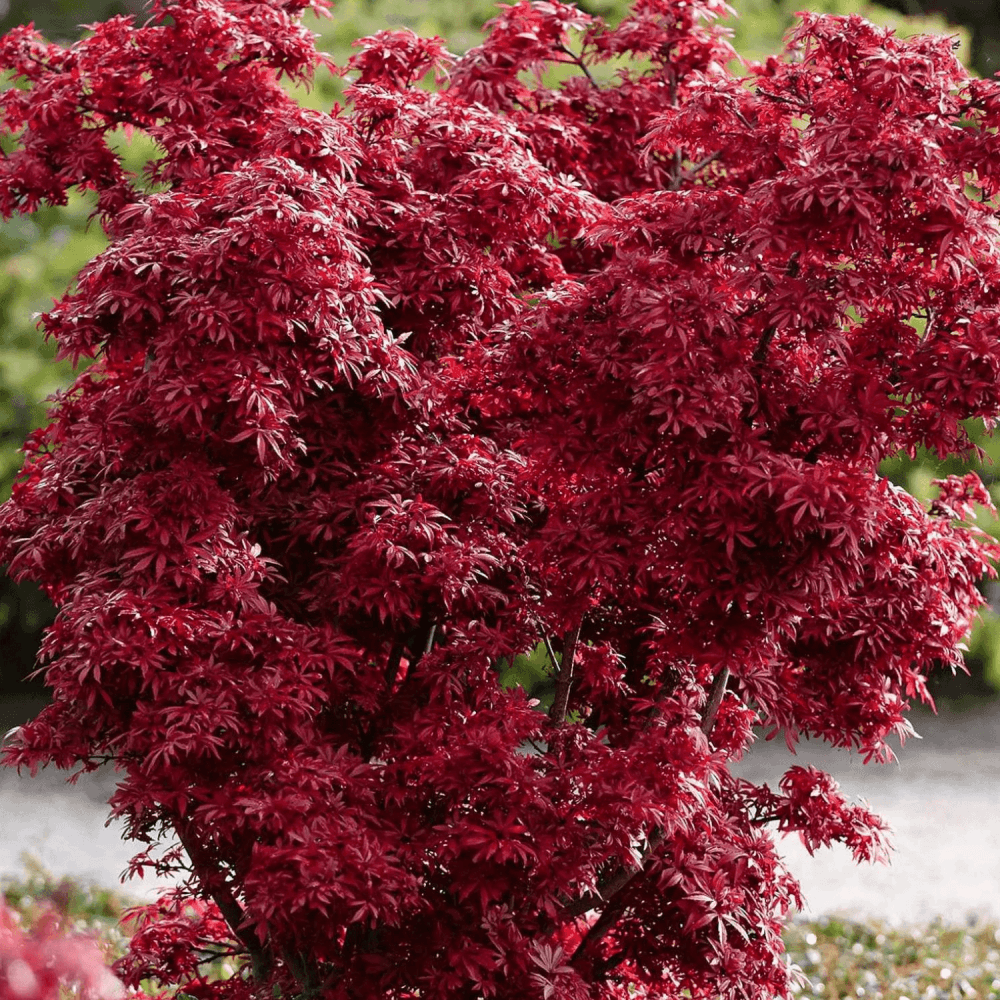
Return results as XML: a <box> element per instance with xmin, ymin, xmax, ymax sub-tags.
<box><xmin>1</xmin><ymin>0</ymin><xmax>999</xmax><ymax>734</ymax></box>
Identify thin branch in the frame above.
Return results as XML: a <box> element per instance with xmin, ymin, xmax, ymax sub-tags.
<box><xmin>283</xmin><ymin>950</ymin><xmax>320</xmax><ymax>995</ymax></box>
<box><xmin>561</xmin><ymin>669</ymin><xmax>729</xmax><ymax>924</ymax></box>
<box><xmin>422</xmin><ymin>622</ymin><xmax>438</xmax><ymax>657</ymax></box>
<box><xmin>596</xmin><ymin>948</ymin><xmax>629</xmax><ymax>977</ymax></box>
<box><xmin>743</xmin><ymin>253</ymin><xmax>800</xmax><ymax>424</ymax></box>
<box><xmin>751</xmin><ymin>813</ymin><xmax>782</xmax><ymax>825</ymax></box>
<box><xmin>556</xmin><ymin>43</ymin><xmax>597</xmax><ymax>87</ymax></box>
<box><xmin>539</xmin><ymin>628</ymin><xmax>560</xmax><ymax>672</ymax></box>
<box><xmin>742</xmin><ymin>325</ymin><xmax>776</xmax><ymax>429</ymax></box>
<box><xmin>562</xmin><ymin>666</ymin><xmax>733</xmax><ymax>943</ymax></box>
<box><xmin>668</xmin><ymin>149</ymin><xmax>683</xmax><ymax>191</ymax></box>
<box><xmin>568</xmin><ymin>827</ymin><xmax>670</xmax><ymax>968</ymax></box>
<box><xmin>562</xmin><ymin>826</ymin><xmax>665</xmax><ymax>919</ymax></box>
<box><xmin>194</xmin><ymin>947</ymin><xmax>242</xmax><ymax>963</ymax></box>
<box><xmin>175</xmin><ymin>826</ymin><xmax>271</xmax><ymax>981</ymax></box>
<box><xmin>683</xmin><ymin>149</ymin><xmax>722</xmax><ymax>182</ymax></box>
<box><xmin>570</xmin><ymin>889</ymin><xmax>630</xmax><ymax>968</ymax></box>
<box><xmin>665</xmin><ymin>67</ymin><xmax>685</xmax><ymax>192</ymax></box>
<box><xmin>701</xmin><ymin>666</ymin><xmax>730</xmax><ymax>737</ymax></box>
<box><xmin>549</xmin><ymin>623</ymin><xmax>581</xmax><ymax>725</ymax></box>
<box><xmin>383</xmin><ymin>640</ymin><xmax>405</xmax><ymax>691</ymax></box>
<box><xmin>759</xmin><ymin>89</ymin><xmax>799</xmax><ymax>106</ymax></box>
<box><xmin>751</xmin><ymin>325</ymin><xmax>776</xmax><ymax>366</ymax></box>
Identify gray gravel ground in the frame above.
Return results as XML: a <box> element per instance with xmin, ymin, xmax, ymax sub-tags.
<box><xmin>730</xmin><ymin>699</ymin><xmax>1000</xmax><ymax>926</ymax></box>
<box><xmin>2</xmin><ymin>698</ymin><xmax>999</xmax><ymax>923</ymax></box>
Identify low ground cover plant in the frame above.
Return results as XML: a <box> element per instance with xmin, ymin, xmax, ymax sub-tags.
<box><xmin>8</xmin><ymin>866</ymin><xmax>1000</xmax><ymax>1000</ymax></box>
<box><xmin>784</xmin><ymin>918</ymin><xmax>1000</xmax><ymax>1000</ymax></box>
<box><xmin>4</xmin><ymin>0</ymin><xmax>1000</xmax><ymax>997</ymax></box>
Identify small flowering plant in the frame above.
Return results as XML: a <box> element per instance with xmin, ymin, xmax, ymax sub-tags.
<box><xmin>2</xmin><ymin>0</ymin><xmax>999</xmax><ymax>998</ymax></box>
<box><xmin>0</xmin><ymin>897</ymin><xmax>124</xmax><ymax>1000</ymax></box>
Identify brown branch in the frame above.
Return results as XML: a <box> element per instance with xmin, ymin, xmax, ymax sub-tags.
<box><xmin>596</xmin><ymin>948</ymin><xmax>629</xmax><ymax>978</ymax></box>
<box><xmin>549</xmin><ymin>623</ymin><xmax>581</xmax><ymax>725</ymax></box>
<box><xmin>743</xmin><ymin>252</ymin><xmax>800</xmax><ymax>427</ymax></box>
<box><xmin>383</xmin><ymin>640</ymin><xmax>405</xmax><ymax>691</ymax></box>
<box><xmin>751</xmin><ymin>325</ymin><xmax>776</xmax><ymax>366</ymax></box>
<box><xmin>568</xmin><ymin>826</ymin><xmax>668</xmax><ymax>968</ymax></box>
<box><xmin>570</xmin><ymin>888</ymin><xmax>631</xmax><ymax>968</ymax></box>
<box><xmin>539</xmin><ymin>628</ymin><xmax>560</xmax><ymax>673</ymax></box>
<box><xmin>668</xmin><ymin>149</ymin><xmax>684</xmax><ymax>191</ymax></box>
<box><xmin>175</xmin><ymin>825</ymin><xmax>271</xmax><ymax>981</ymax></box>
<box><xmin>751</xmin><ymin>253</ymin><xmax>800</xmax><ymax>365</ymax></box>
<box><xmin>560</xmin><ymin>667</ymin><xmax>730</xmax><ymax>925</ymax></box>
<box><xmin>562</xmin><ymin>825</ymin><xmax>665</xmax><ymax>919</ymax></box>
<box><xmin>759</xmin><ymin>89</ymin><xmax>799</xmax><ymax>106</ymax></box>
<box><xmin>683</xmin><ymin>150</ymin><xmax>722</xmax><ymax>183</ymax></box>
<box><xmin>387</xmin><ymin>614</ymin><xmax>437</xmax><ymax>694</ymax></box>
<box><xmin>556</xmin><ymin>43</ymin><xmax>598</xmax><ymax>87</ymax></box>
<box><xmin>742</xmin><ymin>325</ymin><xmax>775</xmax><ymax>426</ymax></box>
<box><xmin>701</xmin><ymin>666</ymin><xmax>730</xmax><ymax>737</ymax></box>
<box><xmin>422</xmin><ymin>622</ymin><xmax>437</xmax><ymax>656</ymax></box>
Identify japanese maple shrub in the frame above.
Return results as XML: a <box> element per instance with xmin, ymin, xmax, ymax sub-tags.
<box><xmin>1</xmin><ymin>0</ymin><xmax>999</xmax><ymax>997</ymax></box>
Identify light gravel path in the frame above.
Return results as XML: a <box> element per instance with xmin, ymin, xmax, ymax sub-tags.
<box><xmin>2</xmin><ymin>700</ymin><xmax>999</xmax><ymax>923</ymax></box>
<box><xmin>730</xmin><ymin>701</ymin><xmax>1000</xmax><ymax>926</ymax></box>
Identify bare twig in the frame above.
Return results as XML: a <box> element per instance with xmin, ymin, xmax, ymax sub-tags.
<box><xmin>683</xmin><ymin>149</ymin><xmax>722</xmax><ymax>182</ymax></box>
<box><xmin>175</xmin><ymin>826</ymin><xmax>271</xmax><ymax>981</ymax></box>
<box><xmin>383</xmin><ymin>640</ymin><xmax>405</xmax><ymax>691</ymax></box>
<box><xmin>701</xmin><ymin>666</ymin><xmax>730</xmax><ymax>737</ymax></box>
<box><xmin>423</xmin><ymin>622</ymin><xmax>437</xmax><ymax>656</ymax></box>
<box><xmin>549</xmin><ymin>623</ymin><xmax>581</xmax><ymax>725</ymax></box>
<box><xmin>561</xmin><ymin>667</ymin><xmax>729</xmax><ymax>930</ymax></box>
<box><xmin>539</xmin><ymin>628</ymin><xmax>560</xmax><ymax>672</ymax></box>
<box><xmin>556</xmin><ymin>43</ymin><xmax>598</xmax><ymax>88</ymax></box>
<box><xmin>568</xmin><ymin>827</ymin><xmax>667</xmax><ymax>967</ymax></box>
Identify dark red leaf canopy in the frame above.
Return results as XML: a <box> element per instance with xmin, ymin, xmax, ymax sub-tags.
<box><xmin>1</xmin><ymin>1</ymin><xmax>998</xmax><ymax>998</ymax></box>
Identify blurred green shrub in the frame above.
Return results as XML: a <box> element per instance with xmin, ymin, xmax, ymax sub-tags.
<box><xmin>881</xmin><ymin>428</ymin><xmax>1000</xmax><ymax>695</ymax></box>
<box><xmin>0</xmin><ymin>0</ymin><xmax>145</xmax><ymax>44</ymax></box>
<box><xmin>0</xmin><ymin>193</ymin><xmax>106</xmax><ymax>691</ymax></box>
<box><xmin>729</xmin><ymin>0</ymin><xmax>969</xmax><ymax>65</ymax></box>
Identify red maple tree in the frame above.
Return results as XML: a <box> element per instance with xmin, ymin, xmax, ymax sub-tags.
<box><xmin>2</xmin><ymin>1</ymin><xmax>999</xmax><ymax>998</ymax></box>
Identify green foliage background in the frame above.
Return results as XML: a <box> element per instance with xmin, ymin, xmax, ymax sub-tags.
<box><xmin>0</xmin><ymin>0</ymin><xmax>993</xmax><ymax>697</ymax></box>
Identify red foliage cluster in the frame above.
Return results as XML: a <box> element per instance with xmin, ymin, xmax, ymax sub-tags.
<box><xmin>2</xmin><ymin>0</ymin><xmax>999</xmax><ymax>997</ymax></box>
